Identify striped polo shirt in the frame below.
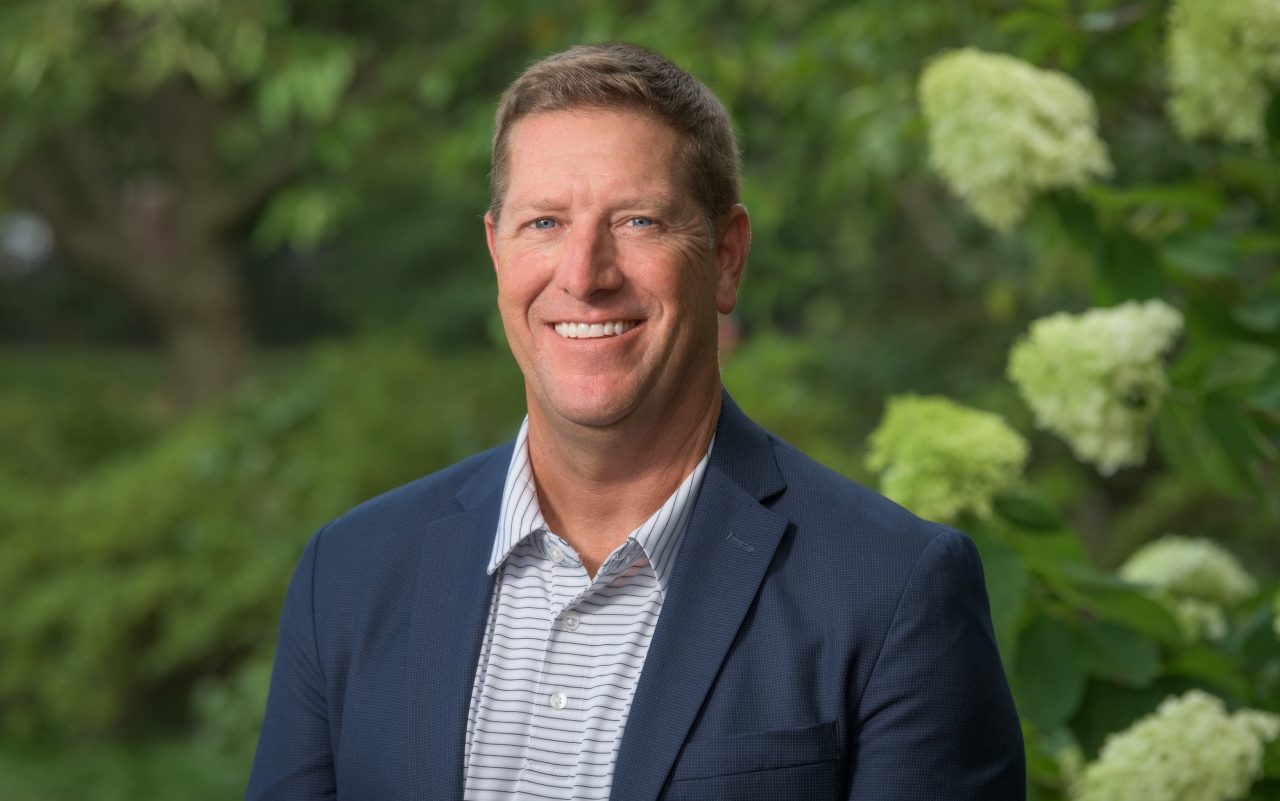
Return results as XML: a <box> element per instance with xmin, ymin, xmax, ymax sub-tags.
<box><xmin>462</xmin><ymin>418</ymin><xmax>712</xmax><ymax>800</ymax></box>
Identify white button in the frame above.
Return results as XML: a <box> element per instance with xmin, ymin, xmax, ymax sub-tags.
<box><xmin>548</xmin><ymin>691</ymin><xmax>568</xmax><ymax>710</ymax></box>
<box><xmin>562</xmin><ymin>613</ymin><xmax>580</xmax><ymax>631</ymax></box>
<box><xmin>548</xmin><ymin>545</ymin><xmax>566</xmax><ymax>563</ymax></box>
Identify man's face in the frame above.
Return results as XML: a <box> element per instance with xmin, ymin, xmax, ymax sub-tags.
<box><xmin>486</xmin><ymin>108</ymin><xmax>746</xmax><ymax>432</ymax></box>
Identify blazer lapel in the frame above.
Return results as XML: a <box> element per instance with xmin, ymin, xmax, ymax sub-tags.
<box><xmin>611</xmin><ymin>394</ymin><xmax>789</xmax><ymax>801</ymax></box>
<box><xmin>405</xmin><ymin>446</ymin><xmax>509</xmax><ymax>801</ymax></box>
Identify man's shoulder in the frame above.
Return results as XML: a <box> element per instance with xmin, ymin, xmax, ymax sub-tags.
<box><xmin>762</xmin><ymin>431</ymin><xmax>964</xmax><ymax>570</ymax></box>
<box><xmin>318</xmin><ymin>440</ymin><xmax>512</xmax><ymax>548</ymax></box>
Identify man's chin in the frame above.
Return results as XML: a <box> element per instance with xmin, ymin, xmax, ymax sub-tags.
<box><xmin>528</xmin><ymin>386</ymin><xmax>641</xmax><ymax>432</ymax></box>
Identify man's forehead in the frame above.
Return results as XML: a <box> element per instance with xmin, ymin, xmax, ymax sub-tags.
<box><xmin>500</xmin><ymin>110</ymin><xmax>695</xmax><ymax>211</ymax></box>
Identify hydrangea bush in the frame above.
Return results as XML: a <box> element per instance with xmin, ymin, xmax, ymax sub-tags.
<box><xmin>1073</xmin><ymin>690</ymin><xmax>1280</xmax><ymax>801</ymax></box>
<box><xmin>866</xmin><ymin>395</ymin><xmax>1028</xmax><ymax>522</ymax></box>
<box><xmin>1167</xmin><ymin>0</ymin><xmax>1280</xmax><ymax>144</ymax></box>
<box><xmin>909</xmin><ymin>28</ymin><xmax>1279</xmax><ymax>801</ymax></box>
<box><xmin>1007</xmin><ymin>300</ymin><xmax>1183</xmax><ymax>475</ymax></box>
<box><xmin>1120</xmin><ymin>536</ymin><xmax>1261</xmax><ymax>643</ymax></box>
<box><xmin>918</xmin><ymin>48</ymin><xmax>1111</xmax><ymax>231</ymax></box>
<box><xmin>1121</xmin><ymin>535</ymin><xmax>1259</xmax><ymax>606</ymax></box>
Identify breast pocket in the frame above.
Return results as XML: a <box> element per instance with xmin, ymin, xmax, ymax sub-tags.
<box><xmin>662</xmin><ymin>719</ymin><xmax>842</xmax><ymax>800</ymax></box>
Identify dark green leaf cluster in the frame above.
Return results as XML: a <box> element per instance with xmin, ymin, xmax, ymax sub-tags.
<box><xmin>0</xmin><ymin>338</ymin><xmax>523</xmax><ymax>739</ymax></box>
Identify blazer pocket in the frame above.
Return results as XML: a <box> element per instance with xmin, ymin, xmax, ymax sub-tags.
<box><xmin>668</xmin><ymin>718</ymin><xmax>840</xmax><ymax>783</ymax></box>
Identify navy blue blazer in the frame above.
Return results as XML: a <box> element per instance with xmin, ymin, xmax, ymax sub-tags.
<box><xmin>246</xmin><ymin>394</ymin><xmax>1025</xmax><ymax>800</ymax></box>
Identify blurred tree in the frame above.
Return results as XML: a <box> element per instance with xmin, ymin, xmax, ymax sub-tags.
<box><xmin>0</xmin><ymin>0</ymin><xmax>532</xmax><ymax>408</ymax></box>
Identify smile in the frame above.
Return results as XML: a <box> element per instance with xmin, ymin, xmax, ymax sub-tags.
<box><xmin>553</xmin><ymin>320</ymin><xmax>638</xmax><ymax>339</ymax></box>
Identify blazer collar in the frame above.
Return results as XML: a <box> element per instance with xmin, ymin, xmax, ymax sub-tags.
<box><xmin>404</xmin><ymin>443</ymin><xmax>509</xmax><ymax>800</ymax></box>
<box><xmin>611</xmin><ymin>390</ymin><xmax>790</xmax><ymax>801</ymax></box>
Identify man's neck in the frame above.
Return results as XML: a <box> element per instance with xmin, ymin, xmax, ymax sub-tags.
<box><xmin>525</xmin><ymin>387</ymin><xmax>721</xmax><ymax>577</ymax></box>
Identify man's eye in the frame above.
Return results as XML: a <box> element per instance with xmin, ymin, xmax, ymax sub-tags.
<box><xmin>628</xmin><ymin>217</ymin><xmax>654</xmax><ymax>228</ymax></box>
<box><xmin>531</xmin><ymin>218</ymin><xmax>557</xmax><ymax>230</ymax></box>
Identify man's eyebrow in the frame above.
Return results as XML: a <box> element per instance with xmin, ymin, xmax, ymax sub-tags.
<box><xmin>506</xmin><ymin>196</ymin><xmax>681</xmax><ymax>215</ymax></box>
<box><xmin>506</xmin><ymin>199</ymin><xmax>565</xmax><ymax>213</ymax></box>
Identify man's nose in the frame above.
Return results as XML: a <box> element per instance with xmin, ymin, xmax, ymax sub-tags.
<box><xmin>555</xmin><ymin>222</ymin><xmax>623</xmax><ymax>300</ymax></box>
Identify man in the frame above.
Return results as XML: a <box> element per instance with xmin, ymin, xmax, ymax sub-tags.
<box><xmin>247</xmin><ymin>43</ymin><xmax>1024</xmax><ymax>800</ymax></box>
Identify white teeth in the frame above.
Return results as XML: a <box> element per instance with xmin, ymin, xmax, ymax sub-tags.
<box><xmin>554</xmin><ymin>320</ymin><xmax>636</xmax><ymax>339</ymax></box>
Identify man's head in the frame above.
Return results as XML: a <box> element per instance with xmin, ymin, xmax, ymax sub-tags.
<box><xmin>485</xmin><ymin>44</ymin><xmax>750</xmax><ymax>437</ymax></box>
<box><xmin>489</xmin><ymin>42</ymin><xmax>741</xmax><ymax>229</ymax></box>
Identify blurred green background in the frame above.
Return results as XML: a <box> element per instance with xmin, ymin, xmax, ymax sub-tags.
<box><xmin>1</xmin><ymin>0</ymin><xmax>1278</xmax><ymax>799</ymax></box>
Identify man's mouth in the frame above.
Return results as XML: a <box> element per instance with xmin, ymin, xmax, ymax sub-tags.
<box><xmin>553</xmin><ymin>320</ymin><xmax>638</xmax><ymax>339</ymax></box>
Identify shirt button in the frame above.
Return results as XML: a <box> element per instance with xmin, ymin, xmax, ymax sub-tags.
<box><xmin>548</xmin><ymin>691</ymin><xmax>568</xmax><ymax>710</ymax></box>
<box><xmin>562</xmin><ymin>613</ymin><xmax>580</xmax><ymax>632</ymax></box>
<box><xmin>548</xmin><ymin>545</ymin><xmax>566</xmax><ymax>563</ymax></box>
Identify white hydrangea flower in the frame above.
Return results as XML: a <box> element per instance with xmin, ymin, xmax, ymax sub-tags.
<box><xmin>918</xmin><ymin>48</ymin><xmax>1112</xmax><ymax>231</ymax></box>
<box><xmin>1074</xmin><ymin>690</ymin><xmax>1280</xmax><ymax>801</ymax></box>
<box><xmin>1007</xmin><ymin>300</ymin><xmax>1182</xmax><ymax>475</ymax></box>
<box><xmin>1167</xmin><ymin>0</ymin><xmax>1280</xmax><ymax>144</ymax></box>
<box><xmin>1121</xmin><ymin>535</ymin><xmax>1258</xmax><ymax>606</ymax></box>
<box><xmin>1172</xmin><ymin>597</ymin><xmax>1228</xmax><ymax>643</ymax></box>
<box><xmin>867</xmin><ymin>395</ymin><xmax>1028</xmax><ymax>522</ymax></box>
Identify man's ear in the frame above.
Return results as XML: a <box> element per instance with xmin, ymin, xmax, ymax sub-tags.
<box><xmin>714</xmin><ymin>204</ymin><xmax>751</xmax><ymax>315</ymax></box>
<box><xmin>485</xmin><ymin>211</ymin><xmax>499</xmax><ymax>269</ymax></box>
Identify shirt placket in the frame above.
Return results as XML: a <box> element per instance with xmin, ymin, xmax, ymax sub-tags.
<box><xmin>520</xmin><ymin>531</ymin><xmax>593</xmax><ymax>795</ymax></box>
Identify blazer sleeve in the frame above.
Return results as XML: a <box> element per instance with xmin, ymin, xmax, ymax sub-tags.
<box><xmin>245</xmin><ymin>526</ymin><xmax>338</xmax><ymax>801</ymax></box>
<box><xmin>848</xmin><ymin>529</ymin><xmax>1025</xmax><ymax>800</ymax></box>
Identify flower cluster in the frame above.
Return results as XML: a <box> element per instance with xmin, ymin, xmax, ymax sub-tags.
<box><xmin>1167</xmin><ymin>0</ymin><xmax>1280</xmax><ymax>144</ymax></box>
<box><xmin>1007</xmin><ymin>300</ymin><xmax>1183</xmax><ymax>475</ymax></box>
<box><xmin>1121</xmin><ymin>535</ymin><xmax>1257</xmax><ymax>643</ymax></box>
<box><xmin>1171</xmin><ymin>597</ymin><xmax>1228</xmax><ymax>643</ymax></box>
<box><xmin>1121</xmin><ymin>535</ymin><xmax>1258</xmax><ymax>606</ymax></box>
<box><xmin>867</xmin><ymin>395</ymin><xmax>1028</xmax><ymax>522</ymax></box>
<box><xmin>1073</xmin><ymin>690</ymin><xmax>1280</xmax><ymax>801</ymax></box>
<box><xmin>918</xmin><ymin>48</ymin><xmax>1112</xmax><ymax>231</ymax></box>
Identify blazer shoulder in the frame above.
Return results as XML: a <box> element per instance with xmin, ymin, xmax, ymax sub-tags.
<box><xmin>765</xmin><ymin>433</ymin><xmax>956</xmax><ymax>551</ymax></box>
<box><xmin>318</xmin><ymin>441</ymin><xmax>512</xmax><ymax>551</ymax></box>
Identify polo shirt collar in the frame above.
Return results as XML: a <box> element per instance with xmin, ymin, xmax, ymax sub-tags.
<box><xmin>489</xmin><ymin>416</ymin><xmax>713</xmax><ymax>591</ymax></box>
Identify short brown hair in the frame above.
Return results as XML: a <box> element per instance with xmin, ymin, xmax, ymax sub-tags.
<box><xmin>489</xmin><ymin>43</ymin><xmax>741</xmax><ymax>225</ymax></box>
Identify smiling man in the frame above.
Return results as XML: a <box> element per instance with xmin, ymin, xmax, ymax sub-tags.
<box><xmin>247</xmin><ymin>43</ymin><xmax>1025</xmax><ymax>801</ymax></box>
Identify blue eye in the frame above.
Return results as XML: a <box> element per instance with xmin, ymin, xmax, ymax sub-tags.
<box><xmin>628</xmin><ymin>217</ymin><xmax>654</xmax><ymax>228</ymax></box>
<box><xmin>532</xmin><ymin>218</ymin><xmax>556</xmax><ymax>230</ymax></box>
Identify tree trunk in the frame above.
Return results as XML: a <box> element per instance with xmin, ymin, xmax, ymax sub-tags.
<box><xmin>152</xmin><ymin>246</ymin><xmax>251</xmax><ymax>410</ymax></box>
<box><xmin>7</xmin><ymin>88</ymin><xmax>300</xmax><ymax>413</ymax></box>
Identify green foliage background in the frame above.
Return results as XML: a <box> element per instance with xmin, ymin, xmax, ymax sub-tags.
<box><xmin>1</xmin><ymin>0</ymin><xmax>1278</xmax><ymax>798</ymax></box>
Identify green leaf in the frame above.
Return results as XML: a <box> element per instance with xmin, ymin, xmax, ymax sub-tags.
<box><xmin>1032</xmin><ymin>560</ymin><xmax>1184</xmax><ymax>645</ymax></box>
<box><xmin>1160</xmin><ymin>231</ymin><xmax>1236</xmax><ymax>279</ymax></box>
<box><xmin>1266</xmin><ymin>91</ymin><xmax>1280</xmax><ymax>160</ymax></box>
<box><xmin>1164</xmin><ymin>646</ymin><xmax>1252</xmax><ymax>700</ymax></box>
<box><xmin>968</xmin><ymin>525</ymin><xmax>1029</xmax><ymax>668</ymax></box>
<box><xmin>993</xmin><ymin>489</ymin><xmax>1065</xmax><ymax>532</ymax></box>
<box><xmin>1071</xmin><ymin>678</ymin><xmax>1192</xmax><ymax>758</ymax></box>
<box><xmin>1093</xmin><ymin>230</ymin><xmax>1165</xmax><ymax>304</ymax></box>
<box><xmin>1203</xmin><ymin>344</ymin><xmax>1280</xmax><ymax>393</ymax></box>
<box><xmin>1085</xmin><ymin>183</ymin><xmax>1225</xmax><ymax>222</ymax></box>
<box><xmin>1232</xmin><ymin>292</ymin><xmax>1280</xmax><ymax>334</ymax></box>
<box><xmin>1155</xmin><ymin>394</ymin><xmax>1247</xmax><ymax>495</ymax></box>
<box><xmin>1252</xmin><ymin>362</ymin><xmax>1280</xmax><ymax>416</ymax></box>
<box><xmin>1007</xmin><ymin>528</ymin><xmax>1089</xmax><ymax>568</ymax></box>
<box><xmin>1203</xmin><ymin>394</ymin><xmax>1275</xmax><ymax>463</ymax></box>
<box><xmin>1048</xmin><ymin>191</ymin><xmax>1101</xmax><ymax>250</ymax></box>
<box><xmin>1265</xmin><ymin>734</ymin><xmax>1280</xmax><ymax>779</ymax></box>
<box><xmin>1014</xmin><ymin>615</ymin><xmax>1087</xmax><ymax>730</ymax></box>
<box><xmin>1072</xmin><ymin>620</ymin><xmax>1160</xmax><ymax>687</ymax></box>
